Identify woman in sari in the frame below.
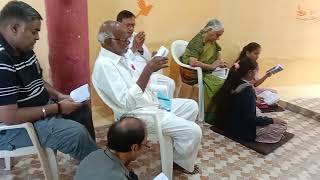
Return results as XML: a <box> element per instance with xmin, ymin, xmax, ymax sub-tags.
<box><xmin>180</xmin><ymin>19</ymin><xmax>227</xmax><ymax>121</ymax></box>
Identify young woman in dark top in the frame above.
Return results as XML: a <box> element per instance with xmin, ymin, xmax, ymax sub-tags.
<box><xmin>236</xmin><ymin>42</ymin><xmax>277</xmax><ymax>95</ymax></box>
<box><xmin>213</xmin><ymin>57</ymin><xmax>287</xmax><ymax>143</ymax></box>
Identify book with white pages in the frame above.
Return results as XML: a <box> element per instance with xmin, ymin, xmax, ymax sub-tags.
<box><xmin>212</xmin><ymin>67</ymin><xmax>229</xmax><ymax>80</ymax></box>
<box><xmin>257</xmin><ymin>90</ymin><xmax>280</xmax><ymax>105</ymax></box>
<box><xmin>266</xmin><ymin>64</ymin><xmax>283</xmax><ymax>74</ymax></box>
<box><xmin>70</xmin><ymin>84</ymin><xmax>90</xmax><ymax>103</ymax></box>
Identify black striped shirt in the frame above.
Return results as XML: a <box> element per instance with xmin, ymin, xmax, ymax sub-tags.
<box><xmin>0</xmin><ymin>34</ymin><xmax>50</xmax><ymax>108</ymax></box>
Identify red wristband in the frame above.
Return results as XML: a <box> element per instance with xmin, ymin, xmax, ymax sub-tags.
<box><xmin>57</xmin><ymin>102</ymin><xmax>62</xmax><ymax>114</ymax></box>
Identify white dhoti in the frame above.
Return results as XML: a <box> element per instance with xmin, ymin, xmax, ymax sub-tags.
<box><xmin>150</xmin><ymin>74</ymin><xmax>176</xmax><ymax>99</ymax></box>
<box><xmin>136</xmin><ymin>98</ymin><xmax>201</xmax><ymax>172</ymax></box>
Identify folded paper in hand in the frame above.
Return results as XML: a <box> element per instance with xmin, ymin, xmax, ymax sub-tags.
<box><xmin>157</xmin><ymin>91</ymin><xmax>172</xmax><ymax>111</ymax></box>
<box><xmin>266</xmin><ymin>64</ymin><xmax>283</xmax><ymax>74</ymax></box>
<box><xmin>154</xmin><ymin>46</ymin><xmax>169</xmax><ymax>58</ymax></box>
<box><xmin>153</xmin><ymin>173</ymin><xmax>169</xmax><ymax>180</ymax></box>
<box><xmin>70</xmin><ymin>84</ymin><xmax>90</xmax><ymax>103</ymax></box>
<box><xmin>257</xmin><ymin>90</ymin><xmax>280</xmax><ymax>105</ymax></box>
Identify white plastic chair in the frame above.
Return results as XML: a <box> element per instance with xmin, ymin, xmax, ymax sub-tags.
<box><xmin>92</xmin><ymin>80</ymin><xmax>173</xmax><ymax>180</ymax></box>
<box><xmin>171</xmin><ymin>40</ymin><xmax>205</xmax><ymax>122</ymax></box>
<box><xmin>0</xmin><ymin>122</ymin><xmax>59</xmax><ymax>180</ymax></box>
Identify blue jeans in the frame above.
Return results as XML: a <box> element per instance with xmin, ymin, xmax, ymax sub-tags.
<box><xmin>0</xmin><ymin>114</ymin><xmax>98</xmax><ymax>161</ymax></box>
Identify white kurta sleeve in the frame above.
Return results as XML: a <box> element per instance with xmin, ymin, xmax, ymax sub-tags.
<box><xmin>94</xmin><ymin>61</ymin><xmax>152</xmax><ymax>112</ymax></box>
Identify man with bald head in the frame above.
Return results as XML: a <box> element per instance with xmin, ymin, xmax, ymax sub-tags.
<box><xmin>75</xmin><ymin>116</ymin><xmax>146</xmax><ymax>180</ymax></box>
<box><xmin>92</xmin><ymin>21</ymin><xmax>202</xmax><ymax>175</ymax></box>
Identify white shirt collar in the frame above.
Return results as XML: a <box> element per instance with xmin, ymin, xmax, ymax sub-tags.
<box><xmin>100</xmin><ymin>47</ymin><xmax>123</xmax><ymax>64</ymax></box>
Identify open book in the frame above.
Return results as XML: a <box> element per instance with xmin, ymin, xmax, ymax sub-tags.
<box><xmin>257</xmin><ymin>90</ymin><xmax>280</xmax><ymax>105</ymax></box>
<box><xmin>70</xmin><ymin>84</ymin><xmax>90</xmax><ymax>103</ymax></box>
<box><xmin>266</xmin><ymin>64</ymin><xmax>283</xmax><ymax>74</ymax></box>
<box><xmin>212</xmin><ymin>67</ymin><xmax>229</xmax><ymax>79</ymax></box>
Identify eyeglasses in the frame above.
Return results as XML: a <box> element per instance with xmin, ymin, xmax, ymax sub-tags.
<box><xmin>108</xmin><ymin>37</ymin><xmax>130</xmax><ymax>45</ymax></box>
<box><xmin>125</xmin><ymin>23</ymin><xmax>135</xmax><ymax>28</ymax></box>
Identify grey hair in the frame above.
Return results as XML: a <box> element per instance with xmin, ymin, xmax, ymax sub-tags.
<box><xmin>204</xmin><ymin>19</ymin><xmax>223</xmax><ymax>32</ymax></box>
<box><xmin>97</xmin><ymin>32</ymin><xmax>110</xmax><ymax>44</ymax></box>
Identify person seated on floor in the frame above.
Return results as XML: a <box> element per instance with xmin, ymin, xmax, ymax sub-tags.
<box><xmin>116</xmin><ymin>10</ymin><xmax>176</xmax><ymax>98</ymax></box>
<box><xmin>213</xmin><ymin>57</ymin><xmax>287</xmax><ymax>143</ymax></box>
<box><xmin>236</xmin><ymin>42</ymin><xmax>277</xmax><ymax>96</ymax></box>
<box><xmin>74</xmin><ymin>116</ymin><xmax>147</xmax><ymax>180</ymax></box>
<box><xmin>180</xmin><ymin>19</ymin><xmax>228</xmax><ymax>120</ymax></box>
<box><xmin>92</xmin><ymin>20</ymin><xmax>202</xmax><ymax>175</ymax></box>
<box><xmin>0</xmin><ymin>1</ymin><xmax>97</xmax><ymax>160</ymax></box>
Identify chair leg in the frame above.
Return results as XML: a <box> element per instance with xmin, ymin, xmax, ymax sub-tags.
<box><xmin>46</xmin><ymin>149</ymin><xmax>59</xmax><ymax>180</ymax></box>
<box><xmin>159</xmin><ymin>136</ymin><xmax>173</xmax><ymax>180</ymax></box>
<box><xmin>4</xmin><ymin>157</ymin><xmax>11</xmax><ymax>170</ymax></box>
<box><xmin>24</xmin><ymin>123</ymin><xmax>56</xmax><ymax>180</ymax></box>
<box><xmin>174</xmin><ymin>79</ymin><xmax>182</xmax><ymax>98</ymax></box>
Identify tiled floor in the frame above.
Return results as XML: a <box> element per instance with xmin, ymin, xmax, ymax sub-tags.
<box><xmin>280</xmin><ymin>98</ymin><xmax>320</xmax><ymax>121</ymax></box>
<box><xmin>1</xmin><ymin>109</ymin><xmax>320</xmax><ymax>180</ymax></box>
<box><xmin>289</xmin><ymin>98</ymin><xmax>320</xmax><ymax>114</ymax></box>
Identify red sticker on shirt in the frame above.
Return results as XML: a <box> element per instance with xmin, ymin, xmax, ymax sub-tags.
<box><xmin>131</xmin><ymin>64</ymin><xmax>136</xmax><ymax>70</ymax></box>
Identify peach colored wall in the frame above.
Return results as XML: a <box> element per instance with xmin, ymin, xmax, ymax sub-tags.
<box><xmin>212</xmin><ymin>0</ymin><xmax>320</xmax><ymax>87</ymax></box>
<box><xmin>213</xmin><ymin>0</ymin><xmax>320</xmax><ymax>60</ymax></box>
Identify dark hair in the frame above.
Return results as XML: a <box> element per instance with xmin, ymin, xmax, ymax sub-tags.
<box><xmin>236</xmin><ymin>42</ymin><xmax>261</xmax><ymax>62</ymax></box>
<box><xmin>0</xmin><ymin>1</ymin><xmax>42</xmax><ymax>26</ymax></box>
<box><xmin>116</xmin><ymin>10</ymin><xmax>135</xmax><ymax>22</ymax></box>
<box><xmin>107</xmin><ymin>116</ymin><xmax>146</xmax><ymax>152</ymax></box>
<box><xmin>213</xmin><ymin>57</ymin><xmax>258</xmax><ymax>128</ymax></box>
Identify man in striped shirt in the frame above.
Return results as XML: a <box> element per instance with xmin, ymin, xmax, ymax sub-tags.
<box><xmin>0</xmin><ymin>1</ymin><xmax>97</xmax><ymax>161</ymax></box>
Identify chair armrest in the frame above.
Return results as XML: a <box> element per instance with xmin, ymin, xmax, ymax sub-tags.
<box><xmin>0</xmin><ymin>122</ymin><xmax>30</xmax><ymax>131</ymax></box>
<box><xmin>195</xmin><ymin>67</ymin><xmax>203</xmax><ymax>84</ymax></box>
<box><xmin>131</xmin><ymin>110</ymin><xmax>164</xmax><ymax>137</ymax></box>
<box><xmin>178</xmin><ymin>63</ymin><xmax>199</xmax><ymax>70</ymax></box>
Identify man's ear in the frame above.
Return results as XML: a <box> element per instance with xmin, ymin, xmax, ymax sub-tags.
<box><xmin>131</xmin><ymin>144</ymin><xmax>139</xmax><ymax>152</ymax></box>
<box><xmin>10</xmin><ymin>23</ymin><xmax>20</xmax><ymax>34</ymax></box>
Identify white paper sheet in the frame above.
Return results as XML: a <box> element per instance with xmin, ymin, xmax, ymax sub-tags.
<box><xmin>258</xmin><ymin>90</ymin><xmax>280</xmax><ymax>105</ymax></box>
<box><xmin>154</xmin><ymin>46</ymin><xmax>169</xmax><ymax>58</ymax></box>
<box><xmin>153</xmin><ymin>173</ymin><xmax>169</xmax><ymax>180</ymax></box>
<box><xmin>70</xmin><ymin>84</ymin><xmax>90</xmax><ymax>103</ymax></box>
<box><xmin>212</xmin><ymin>67</ymin><xmax>229</xmax><ymax>79</ymax></box>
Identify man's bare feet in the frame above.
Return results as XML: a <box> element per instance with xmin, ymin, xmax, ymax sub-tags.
<box><xmin>173</xmin><ymin>163</ymin><xmax>200</xmax><ymax>175</ymax></box>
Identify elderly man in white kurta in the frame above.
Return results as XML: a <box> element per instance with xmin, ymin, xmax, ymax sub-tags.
<box><xmin>92</xmin><ymin>21</ymin><xmax>202</xmax><ymax>174</ymax></box>
<box><xmin>116</xmin><ymin>10</ymin><xmax>176</xmax><ymax>98</ymax></box>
